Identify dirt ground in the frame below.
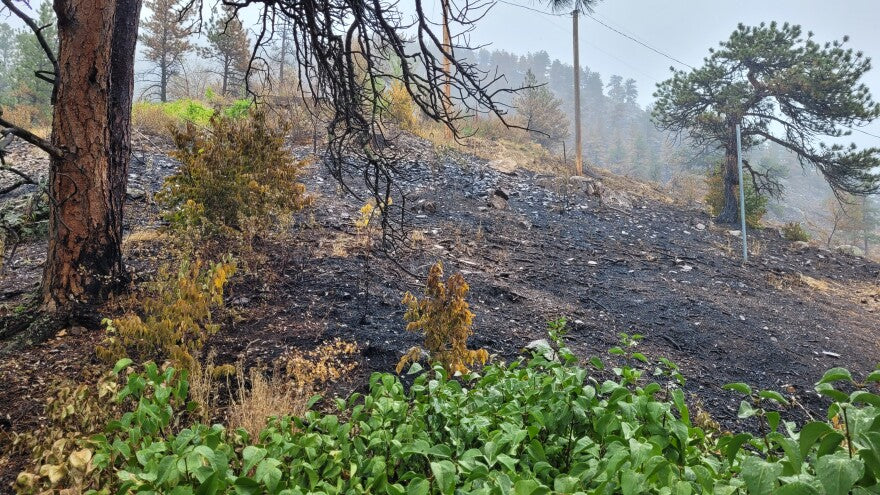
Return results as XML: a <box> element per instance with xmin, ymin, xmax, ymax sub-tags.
<box><xmin>1</xmin><ymin>133</ymin><xmax>879</xmax><ymax>488</ymax></box>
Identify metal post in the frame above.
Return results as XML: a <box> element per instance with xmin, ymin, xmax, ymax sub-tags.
<box><xmin>735</xmin><ymin>124</ymin><xmax>748</xmax><ymax>262</ymax></box>
<box><xmin>572</xmin><ymin>10</ymin><xmax>583</xmax><ymax>176</ymax></box>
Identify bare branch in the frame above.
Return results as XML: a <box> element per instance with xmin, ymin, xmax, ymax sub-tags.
<box><xmin>1</xmin><ymin>0</ymin><xmax>59</xmax><ymax>100</ymax></box>
<box><xmin>0</xmin><ymin>110</ymin><xmax>62</xmax><ymax>159</ymax></box>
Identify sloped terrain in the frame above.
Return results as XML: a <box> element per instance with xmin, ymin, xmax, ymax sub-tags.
<box><xmin>1</xmin><ymin>132</ymin><xmax>879</xmax><ymax>484</ymax></box>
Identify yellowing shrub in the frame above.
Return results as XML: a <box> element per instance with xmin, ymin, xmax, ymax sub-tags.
<box><xmin>157</xmin><ymin>111</ymin><xmax>311</xmax><ymax>257</ymax></box>
<box><xmin>397</xmin><ymin>260</ymin><xmax>488</xmax><ymax>374</ymax></box>
<box><xmin>96</xmin><ymin>257</ymin><xmax>236</xmax><ymax>370</ymax></box>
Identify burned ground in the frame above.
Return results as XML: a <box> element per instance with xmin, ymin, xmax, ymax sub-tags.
<box><xmin>1</xmin><ymin>133</ymin><xmax>879</xmax><ymax>486</ymax></box>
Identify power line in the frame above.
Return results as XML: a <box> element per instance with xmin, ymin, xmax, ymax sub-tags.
<box><xmin>847</xmin><ymin>126</ymin><xmax>880</xmax><ymax>140</ymax></box>
<box><xmin>582</xmin><ymin>13</ymin><xmax>694</xmax><ymax>70</ymax></box>
<box><xmin>495</xmin><ymin>0</ymin><xmax>565</xmax><ymax>17</ymax></box>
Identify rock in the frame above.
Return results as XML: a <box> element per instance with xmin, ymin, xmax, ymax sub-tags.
<box><xmin>728</xmin><ymin>230</ymin><xmax>742</xmax><ymax>236</ymax></box>
<box><xmin>836</xmin><ymin>245</ymin><xmax>864</xmax><ymax>257</ymax></box>
<box><xmin>599</xmin><ymin>189</ymin><xmax>632</xmax><ymax>209</ymax></box>
<box><xmin>68</xmin><ymin>326</ymin><xmax>87</xmax><ymax>336</ymax></box>
<box><xmin>488</xmin><ymin>158</ymin><xmax>518</xmax><ymax>174</ymax></box>
<box><xmin>791</xmin><ymin>241</ymin><xmax>810</xmax><ymax>251</ymax></box>
<box><xmin>695</xmin><ymin>223</ymin><xmax>706</xmax><ymax>231</ymax></box>
<box><xmin>518</xmin><ymin>218</ymin><xmax>532</xmax><ymax>230</ymax></box>
<box><xmin>569</xmin><ymin>176</ymin><xmax>602</xmax><ymax>197</ymax></box>
<box><xmin>488</xmin><ymin>189</ymin><xmax>509</xmax><ymax>210</ymax></box>
<box><xmin>126</xmin><ymin>186</ymin><xmax>146</xmax><ymax>200</ymax></box>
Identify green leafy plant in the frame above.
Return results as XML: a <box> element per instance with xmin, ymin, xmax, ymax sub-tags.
<box><xmin>19</xmin><ymin>323</ymin><xmax>880</xmax><ymax>494</ymax></box>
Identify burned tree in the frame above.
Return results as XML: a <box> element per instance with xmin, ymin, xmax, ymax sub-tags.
<box><xmin>203</xmin><ymin>6</ymin><xmax>251</xmax><ymax>97</ymax></box>
<box><xmin>0</xmin><ymin>0</ymin><xmax>142</xmax><ymax>344</ymax></box>
<box><xmin>139</xmin><ymin>0</ymin><xmax>196</xmax><ymax>102</ymax></box>
<box><xmin>654</xmin><ymin>22</ymin><xmax>880</xmax><ymax>224</ymax></box>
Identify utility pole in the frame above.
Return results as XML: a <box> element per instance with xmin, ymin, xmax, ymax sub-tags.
<box><xmin>572</xmin><ymin>10</ymin><xmax>583</xmax><ymax>176</ymax></box>
<box><xmin>736</xmin><ymin>123</ymin><xmax>748</xmax><ymax>262</ymax></box>
<box><xmin>442</xmin><ymin>0</ymin><xmax>453</xmax><ymax>139</ymax></box>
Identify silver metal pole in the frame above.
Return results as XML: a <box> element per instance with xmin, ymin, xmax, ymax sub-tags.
<box><xmin>736</xmin><ymin>124</ymin><xmax>748</xmax><ymax>262</ymax></box>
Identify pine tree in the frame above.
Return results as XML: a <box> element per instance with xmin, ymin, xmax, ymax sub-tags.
<box><xmin>654</xmin><ymin>22</ymin><xmax>880</xmax><ymax>224</ymax></box>
<box><xmin>203</xmin><ymin>7</ymin><xmax>251</xmax><ymax>97</ymax></box>
<box><xmin>11</xmin><ymin>0</ymin><xmax>56</xmax><ymax>114</ymax></box>
<box><xmin>514</xmin><ymin>69</ymin><xmax>569</xmax><ymax>150</ymax></box>
<box><xmin>0</xmin><ymin>23</ymin><xmax>16</xmax><ymax>104</ymax></box>
<box><xmin>139</xmin><ymin>0</ymin><xmax>196</xmax><ymax>102</ymax></box>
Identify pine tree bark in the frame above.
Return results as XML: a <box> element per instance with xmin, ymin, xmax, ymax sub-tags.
<box><xmin>716</xmin><ymin>145</ymin><xmax>741</xmax><ymax>225</ymax></box>
<box><xmin>40</xmin><ymin>0</ymin><xmax>142</xmax><ymax>318</ymax></box>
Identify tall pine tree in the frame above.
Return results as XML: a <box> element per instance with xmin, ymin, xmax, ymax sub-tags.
<box><xmin>654</xmin><ymin>22</ymin><xmax>880</xmax><ymax>224</ymax></box>
<box><xmin>139</xmin><ymin>0</ymin><xmax>196</xmax><ymax>102</ymax></box>
<box><xmin>203</xmin><ymin>7</ymin><xmax>251</xmax><ymax>97</ymax></box>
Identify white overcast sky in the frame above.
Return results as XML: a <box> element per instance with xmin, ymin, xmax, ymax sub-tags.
<box><xmin>4</xmin><ymin>0</ymin><xmax>880</xmax><ymax>147</ymax></box>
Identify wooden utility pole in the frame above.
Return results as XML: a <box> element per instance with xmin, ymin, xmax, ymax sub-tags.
<box><xmin>572</xmin><ymin>10</ymin><xmax>583</xmax><ymax>176</ymax></box>
<box><xmin>442</xmin><ymin>0</ymin><xmax>452</xmax><ymax>139</ymax></box>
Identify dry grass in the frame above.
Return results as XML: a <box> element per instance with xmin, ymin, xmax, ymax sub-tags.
<box><xmin>798</xmin><ymin>274</ymin><xmax>831</xmax><ymax>292</ymax></box>
<box><xmin>227</xmin><ymin>362</ymin><xmax>300</xmax><ymax>437</ymax></box>
<box><xmin>132</xmin><ymin>103</ymin><xmax>176</xmax><ymax>136</ymax></box>
<box><xmin>124</xmin><ymin>228</ymin><xmax>164</xmax><ymax>246</ymax></box>
<box><xmin>226</xmin><ymin>340</ymin><xmax>359</xmax><ymax>437</ymax></box>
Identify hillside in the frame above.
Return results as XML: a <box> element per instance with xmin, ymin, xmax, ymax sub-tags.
<box><xmin>1</xmin><ymin>131</ymin><xmax>878</xmax><ymax>471</ymax></box>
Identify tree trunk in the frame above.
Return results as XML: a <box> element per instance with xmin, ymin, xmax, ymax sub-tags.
<box><xmin>716</xmin><ymin>148</ymin><xmax>741</xmax><ymax>224</ymax></box>
<box><xmin>41</xmin><ymin>0</ymin><xmax>142</xmax><ymax>319</ymax></box>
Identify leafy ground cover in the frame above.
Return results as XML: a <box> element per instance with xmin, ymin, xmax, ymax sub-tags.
<box><xmin>14</xmin><ymin>325</ymin><xmax>880</xmax><ymax>494</ymax></box>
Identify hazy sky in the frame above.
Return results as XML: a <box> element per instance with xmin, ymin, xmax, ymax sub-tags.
<box><xmin>464</xmin><ymin>0</ymin><xmax>880</xmax><ymax>146</ymax></box>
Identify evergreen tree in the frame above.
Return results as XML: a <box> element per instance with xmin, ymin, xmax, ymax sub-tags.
<box><xmin>139</xmin><ymin>0</ymin><xmax>196</xmax><ymax>102</ymax></box>
<box><xmin>11</xmin><ymin>0</ymin><xmax>56</xmax><ymax>113</ymax></box>
<box><xmin>654</xmin><ymin>22</ymin><xmax>880</xmax><ymax>224</ymax></box>
<box><xmin>514</xmin><ymin>69</ymin><xmax>569</xmax><ymax>150</ymax></box>
<box><xmin>203</xmin><ymin>7</ymin><xmax>251</xmax><ymax>97</ymax></box>
<box><xmin>0</xmin><ymin>23</ymin><xmax>16</xmax><ymax>104</ymax></box>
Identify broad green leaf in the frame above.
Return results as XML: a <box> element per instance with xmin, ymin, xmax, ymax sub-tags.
<box><xmin>815</xmin><ymin>454</ymin><xmax>864</xmax><ymax>495</ymax></box>
<box><xmin>818</xmin><ymin>368</ymin><xmax>853</xmax><ymax>385</ymax></box>
<box><xmin>406</xmin><ymin>478</ymin><xmax>430</xmax><ymax>495</ymax></box>
<box><xmin>799</xmin><ymin>422</ymin><xmax>834</xmax><ymax>457</ymax></box>
<box><xmin>723</xmin><ymin>383</ymin><xmax>752</xmax><ymax>395</ymax></box>
<box><xmin>430</xmin><ymin>460</ymin><xmax>456</xmax><ymax>495</ymax></box>
<box><xmin>740</xmin><ymin>456</ymin><xmax>782</xmax><ymax>495</ymax></box>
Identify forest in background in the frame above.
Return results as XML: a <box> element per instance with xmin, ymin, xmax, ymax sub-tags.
<box><xmin>0</xmin><ymin>1</ymin><xmax>878</xmax><ymax>255</ymax></box>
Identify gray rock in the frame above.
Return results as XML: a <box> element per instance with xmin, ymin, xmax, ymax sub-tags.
<box><xmin>126</xmin><ymin>186</ymin><xmax>146</xmax><ymax>201</ymax></box>
<box><xmin>836</xmin><ymin>245</ymin><xmax>864</xmax><ymax>257</ymax></box>
<box><xmin>791</xmin><ymin>241</ymin><xmax>810</xmax><ymax>251</ymax></box>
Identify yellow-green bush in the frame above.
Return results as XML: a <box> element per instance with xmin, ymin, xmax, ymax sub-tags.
<box><xmin>397</xmin><ymin>260</ymin><xmax>488</xmax><ymax>374</ymax></box>
<box><xmin>384</xmin><ymin>80</ymin><xmax>419</xmax><ymax>130</ymax></box>
<box><xmin>156</xmin><ymin>111</ymin><xmax>312</xmax><ymax>255</ymax></box>
<box><xmin>96</xmin><ymin>257</ymin><xmax>236</xmax><ymax>370</ymax></box>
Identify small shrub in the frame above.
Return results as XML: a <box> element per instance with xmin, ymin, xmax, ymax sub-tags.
<box><xmin>157</xmin><ymin>111</ymin><xmax>311</xmax><ymax>256</ymax></box>
<box><xmin>96</xmin><ymin>257</ymin><xmax>236</xmax><ymax>370</ymax></box>
<box><xmin>705</xmin><ymin>162</ymin><xmax>767</xmax><ymax>228</ymax></box>
<box><xmin>782</xmin><ymin>221</ymin><xmax>810</xmax><ymax>242</ymax></box>
<box><xmin>222</xmin><ymin>98</ymin><xmax>252</xmax><ymax>119</ymax></box>
<box><xmin>397</xmin><ymin>260</ymin><xmax>488</xmax><ymax>374</ymax></box>
<box><xmin>384</xmin><ymin>80</ymin><xmax>418</xmax><ymax>130</ymax></box>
